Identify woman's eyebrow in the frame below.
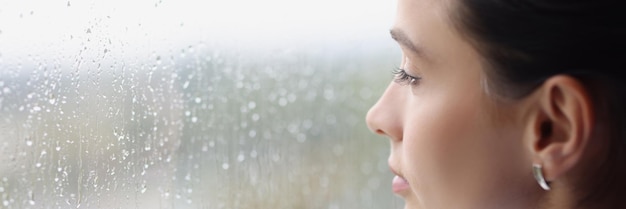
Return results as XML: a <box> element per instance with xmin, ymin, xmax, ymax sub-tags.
<box><xmin>390</xmin><ymin>28</ymin><xmax>431</xmax><ymax>62</ymax></box>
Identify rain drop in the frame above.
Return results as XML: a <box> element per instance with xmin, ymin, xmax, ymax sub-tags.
<box><xmin>297</xmin><ymin>134</ymin><xmax>306</xmax><ymax>143</ymax></box>
<box><xmin>248</xmin><ymin>101</ymin><xmax>256</xmax><ymax>109</ymax></box>
<box><xmin>278</xmin><ymin>98</ymin><xmax>288</xmax><ymax>106</ymax></box>
<box><xmin>237</xmin><ymin>153</ymin><xmax>245</xmax><ymax>162</ymax></box>
<box><xmin>272</xmin><ymin>154</ymin><xmax>280</xmax><ymax>162</ymax></box>
<box><xmin>222</xmin><ymin>163</ymin><xmax>229</xmax><ymax>170</ymax></box>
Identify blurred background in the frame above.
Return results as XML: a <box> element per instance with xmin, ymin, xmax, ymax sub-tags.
<box><xmin>0</xmin><ymin>0</ymin><xmax>401</xmax><ymax>208</ymax></box>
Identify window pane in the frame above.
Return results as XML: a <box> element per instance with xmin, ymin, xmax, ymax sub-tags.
<box><xmin>0</xmin><ymin>0</ymin><xmax>401</xmax><ymax>208</ymax></box>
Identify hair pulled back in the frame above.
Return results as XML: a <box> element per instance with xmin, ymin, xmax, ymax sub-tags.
<box><xmin>453</xmin><ymin>0</ymin><xmax>626</xmax><ymax>207</ymax></box>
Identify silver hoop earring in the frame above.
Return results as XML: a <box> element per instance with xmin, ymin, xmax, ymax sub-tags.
<box><xmin>532</xmin><ymin>164</ymin><xmax>551</xmax><ymax>190</ymax></box>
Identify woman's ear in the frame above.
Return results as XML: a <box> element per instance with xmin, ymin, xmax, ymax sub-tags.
<box><xmin>523</xmin><ymin>75</ymin><xmax>595</xmax><ymax>182</ymax></box>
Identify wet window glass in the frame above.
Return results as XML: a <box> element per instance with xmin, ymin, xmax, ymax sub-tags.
<box><xmin>0</xmin><ymin>0</ymin><xmax>401</xmax><ymax>208</ymax></box>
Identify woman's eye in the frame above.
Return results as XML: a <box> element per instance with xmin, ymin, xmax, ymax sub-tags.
<box><xmin>392</xmin><ymin>68</ymin><xmax>422</xmax><ymax>86</ymax></box>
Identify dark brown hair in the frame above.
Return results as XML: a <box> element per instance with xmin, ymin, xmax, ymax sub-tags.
<box><xmin>451</xmin><ymin>0</ymin><xmax>626</xmax><ymax>207</ymax></box>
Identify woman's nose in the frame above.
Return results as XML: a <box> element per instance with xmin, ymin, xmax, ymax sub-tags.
<box><xmin>366</xmin><ymin>82</ymin><xmax>404</xmax><ymax>141</ymax></box>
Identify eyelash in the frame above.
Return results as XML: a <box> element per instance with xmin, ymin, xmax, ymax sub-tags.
<box><xmin>392</xmin><ymin>67</ymin><xmax>422</xmax><ymax>86</ymax></box>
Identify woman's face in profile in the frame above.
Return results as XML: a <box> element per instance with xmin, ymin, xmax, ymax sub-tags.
<box><xmin>366</xmin><ymin>0</ymin><xmax>537</xmax><ymax>208</ymax></box>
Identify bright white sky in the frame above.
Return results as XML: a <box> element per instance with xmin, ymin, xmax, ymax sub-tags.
<box><xmin>0</xmin><ymin>0</ymin><xmax>396</xmax><ymax>55</ymax></box>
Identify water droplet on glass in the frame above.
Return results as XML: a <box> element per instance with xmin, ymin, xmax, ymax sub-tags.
<box><xmin>26</xmin><ymin>139</ymin><xmax>33</xmax><ymax>146</ymax></box>
<box><xmin>288</xmin><ymin>94</ymin><xmax>297</xmax><ymax>102</ymax></box>
<box><xmin>272</xmin><ymin>154</ymin><xmax>280</xmax><ymax>162</ymax></box>
<box><xmin>67</xmin><ymin>1</ymin><xmax>71</xmax><ymax>7</ymax></box>
<box><xmin>194</xmin><ymin>97</ymin><xmax>201</xmax><ymax>103</ymax></box>
<box><xmin>297</xmin><ymin>134</ymin><xmax>306</xmax><ymax>143</ymax></box>
<box><xmin>191</xmin><ymin>117</ymin><xmax>197</xmax><ymax>123</ymax></box>
<box><xmin>48</xmin><ymin>98</ymin><xmax>56</xmax><ymax>105</ymax></box>
<box><xmin>237</xmin><ymin>153</ymin><xmax>245</xmax><ymax>162</ymax></box>
<box><xmin>86</xmin><ymin>28</ymin><xmax>91</xmax><ymax>34</ymax></box>
<box><xmin>222</xmin><ymin>163</ymin><xmax>229</xmax><ymax>170</ymax></box>
<box><xmin>248</xmin><ymin>101</ymin><xmax>256</xmax><ymax>109</ymax></box>
<box><xmin>278</xmin><ymin>98</ymin><xmax>288</xmax><ymax>106</ymax></box>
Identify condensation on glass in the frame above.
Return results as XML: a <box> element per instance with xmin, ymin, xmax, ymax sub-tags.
<box><xmin>0</xmin><ymin>0</ymin><xmax>401</xmax><ymax>208</ymax></box>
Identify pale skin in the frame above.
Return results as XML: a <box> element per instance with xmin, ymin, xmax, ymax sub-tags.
<box><xmin>366</xmin><ymin>0</ymin><xmax>609</xmax><ymax>208</ymax></box>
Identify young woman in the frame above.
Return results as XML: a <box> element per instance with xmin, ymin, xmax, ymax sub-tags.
<box><xmin>366</xmin><ymin>0</ymin><xmax>626</xmax><ymax>208</ymax></box>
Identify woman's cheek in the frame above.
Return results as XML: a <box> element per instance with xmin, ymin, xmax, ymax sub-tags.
<box><xmin>401</xmin><ymin>84</ymin><xmax>488</xmax><ymax>207</ymax></box>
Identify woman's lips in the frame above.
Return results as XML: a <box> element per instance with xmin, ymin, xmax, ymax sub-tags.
<box><xmin>392</xmin><ymin>175</ymin><xmax>410</xmax><ymax>193</ymax></box>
